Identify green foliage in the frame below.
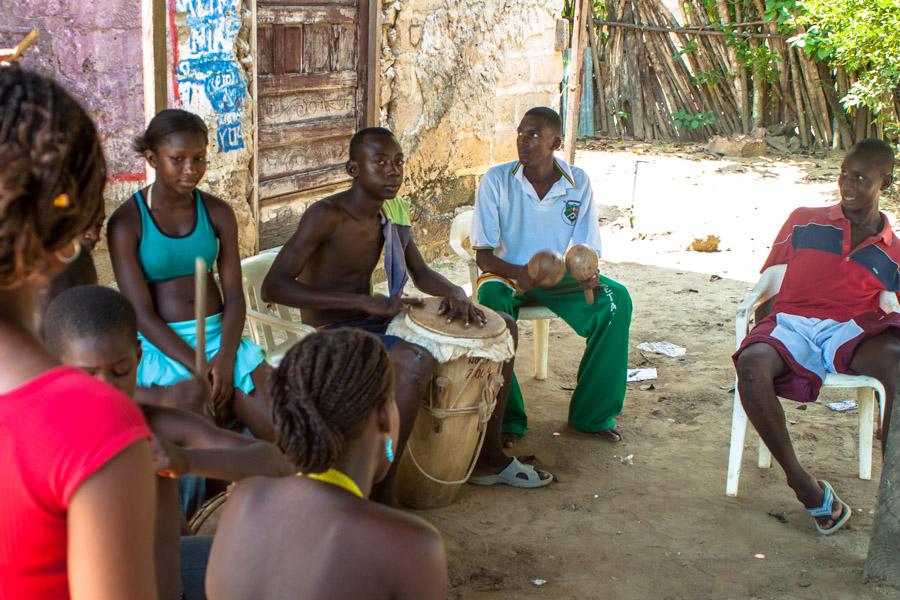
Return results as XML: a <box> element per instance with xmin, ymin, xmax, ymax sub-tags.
<box><xmin>673</xmin><ymin>109</ymin><xmax>716</xmax><ymax>130</ymax></box>
<box><xmin>690</xmin><ymin>68</ymin><xmax>723</xmax><ymax>88</ymax></box>
<box><xmin>673</xmin><ymin>39</ymin><xmax>699</xmax><ymax>60</ymax></box>
<box><xmin>733</xmin><ymin>38</ymin><xmax>782</xmax><ymax>83</ymax></box>
<box><xmin>790</xmin><ymin>0</ymin><xmax>900</xmax><ymax>125</ymax></box>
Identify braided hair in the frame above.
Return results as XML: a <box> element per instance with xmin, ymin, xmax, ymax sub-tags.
<box><xmin>0</xmin><ymin>66</ymin><xmax>106</xmax><ymax>289</ymax></box>
<box><xmin>270</xmin><ymin>329</ymin><xmax>394</xmax><ymax>473</ymax></box>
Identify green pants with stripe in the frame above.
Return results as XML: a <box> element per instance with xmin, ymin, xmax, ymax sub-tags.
<box><xmin>477</xmin><ymin>272</ymin><xmax>632</xmax><ymax>435</ymax></box>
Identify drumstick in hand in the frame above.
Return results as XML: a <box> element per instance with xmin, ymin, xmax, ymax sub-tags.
<box><xmin>194</xmin><ymin>257</ymin><xmax>207</xmax><ymax>376</ymax></box>
<box><xmin>195</xmin><ymin>258</ymin><xmax>216</xmax><ymax>421</ymax></box>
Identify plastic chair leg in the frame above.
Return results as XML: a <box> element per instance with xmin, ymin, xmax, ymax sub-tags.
<box><xmin>726</xmin><ymin>383</ymin><xmax>748</xmax><ymax>496</ymax></box>
<box><xmin>757</xmin><ymin>436</ymin><xmax>773</xmax><ymax>469</ymax></box>
<box><xmin>858</xmin><ymin>387</ymin><xmax>875</xmax><ymax>480</ymax></box>
<box><xmin>533</xmin><ymin>319</ymin><xmax>550</xmax><ymax>380</ymax></box>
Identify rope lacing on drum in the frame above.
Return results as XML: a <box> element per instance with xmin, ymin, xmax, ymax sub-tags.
<box><xmin>403</xmin><ymin>371</ymin><xmax>502</xmax><ymax>486</ymax></box>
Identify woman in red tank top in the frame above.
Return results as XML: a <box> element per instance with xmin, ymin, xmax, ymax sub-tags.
<box><xmin>0</xmin><ymin>67</ymin><xmax>158</xmax><ymax>600</ymax></box>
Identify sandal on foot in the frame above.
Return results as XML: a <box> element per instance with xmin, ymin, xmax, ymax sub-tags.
<box><xmin>806</xmin><ymin>480</ymin><xmax>851</xmax><ymax>535</ymax></box>
<box><xmin>468</xmin><ymin>458</ymin><xmax>553</xmax><ymax>488</ymax></box>
<box><xmin>594</xmin><ymin>426</ymin><xmax>622</xmax><ymax>443</ymax></box>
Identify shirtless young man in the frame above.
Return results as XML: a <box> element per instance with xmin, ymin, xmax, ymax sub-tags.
<box><xmin>262</xmin><ymin>128</ymin><xmax>551</xmax><ymax>502</ymax></box>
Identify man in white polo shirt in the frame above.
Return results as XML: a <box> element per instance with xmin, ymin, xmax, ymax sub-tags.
<box><xmin>471</xmin><ymin>106</ymin><xmax>632</xmax><ymax>445</ymax></box>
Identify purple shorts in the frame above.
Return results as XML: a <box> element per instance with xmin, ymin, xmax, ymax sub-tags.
<box><xmin>733</xmin><ymin>311</ymin><xmax>900</xmax><ymax>402</ymax></box>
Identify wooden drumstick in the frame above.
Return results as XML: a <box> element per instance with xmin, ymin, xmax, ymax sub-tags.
<box><xmin>7</xmin><ymin>29</ymin><xmax>39</xmax><ymax>61</ymax></box>
<box><xmin>194</xmin><ymin>258</ymin><xmax>207</xmax><ymax>376</ymax></box>
<box><xmin>517</xmin><ymin>250</ymin><xmax>565</xmax><ymax>295</ymax></box>
<box><xmin>565</xmin><ymin>244</ymin><xmax>599</xmax><ymax>304</ymax></box>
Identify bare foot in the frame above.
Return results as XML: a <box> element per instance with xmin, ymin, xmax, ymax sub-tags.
<box><xmin>502</xmin><ymin>433</ymin><xmax>521</xmax><ymax>449</ymax></box>
<box><xmin>593</xmin><ymin>425</ymin><xmax>622</xmax><ymax>442</ymax></box>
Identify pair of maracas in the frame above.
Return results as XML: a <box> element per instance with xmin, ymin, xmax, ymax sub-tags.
<box><xmin>517</xmin><ymin>245</ymin><xmax>599</xmax><ymax>304</ymax></box>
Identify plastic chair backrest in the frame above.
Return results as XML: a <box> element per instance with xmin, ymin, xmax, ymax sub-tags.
<box><xmin>449</xmin><ymin>210</ymin><xmax>479</xmax><ymax>293</ymax></box>
<box><xmin>241</xmin><ymin>253</ymin><xmax>302</xmax><ymax>351</ymax></box>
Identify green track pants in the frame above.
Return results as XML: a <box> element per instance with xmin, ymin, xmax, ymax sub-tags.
<box><xmin>477</xmin><ymin>273</ymin><xmax>632</xmax><ymax>435</ymax></box>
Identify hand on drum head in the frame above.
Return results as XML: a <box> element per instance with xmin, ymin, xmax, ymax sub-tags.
<box><xmin>361</xmin><ymin>294</ymin><xmax>425</xmax><ymax>318</ymax></box>
<box><xmin>438</xmin><ymin>296</ymin><xmax>487</xmax><ymax>328</ymax></box>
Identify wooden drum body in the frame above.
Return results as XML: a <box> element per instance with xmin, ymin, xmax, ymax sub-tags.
<box><xmin>387</xmin><ymin>298</ymin><xmax>514</xmax><ymax>509</ymax></box>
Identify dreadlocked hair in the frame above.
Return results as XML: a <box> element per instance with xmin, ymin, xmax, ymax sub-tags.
<box><xmin>0</xmin><ymin>66</ymin><xmax>106</xmax><ymax>289</ymax></box>
<box><xmin>270</xmin><ymin>329</ymin><xmax>394</xmax><ymax>473</ymax></box>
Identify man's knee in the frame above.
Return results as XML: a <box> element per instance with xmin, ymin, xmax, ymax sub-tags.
<box><xmin>601</xmin><ymin>279</ymin><xmax>632</xmax><ymax>315</ymax></box>
<box><xmin>477</xmin><ymin>283</ymin><xmax>515</xmax><ymax>314</ymax></box>
<box><xmin>735</xmin><ymin>344</ymin><xmax>781</xmax><ymax>386</ymax></box>
<box><xmin>851</xmin><ymin>333</ymin><xmax>900</xmax><ymax>384</ymax></box>
<box><xmin>391</xmin><ymin>342</ymin><xmax>435</xmax><ymax>383</ymax></box>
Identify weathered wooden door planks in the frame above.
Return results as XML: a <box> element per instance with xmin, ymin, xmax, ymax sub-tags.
<box><xmin>256</xmin><ymin>0</ymin><xmax>368</xmax><ymax>247</ymax></box>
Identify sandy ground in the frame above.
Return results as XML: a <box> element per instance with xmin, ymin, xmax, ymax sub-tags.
<box><xmin>418</xmin><ymin>142</ymin><xmax>900</xmax><ymax>600</ymax></box>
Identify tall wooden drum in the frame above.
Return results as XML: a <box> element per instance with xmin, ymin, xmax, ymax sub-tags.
<box><xmin>387</xmin><ymin>298</ymin><xmax>514</xmax><ymax>509</ymax></box>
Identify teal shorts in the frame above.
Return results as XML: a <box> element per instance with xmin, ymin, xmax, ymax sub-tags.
<box><xmin>137</xmin><ymin>312</ymin><xmax>266</xmax><ymax>395</ymax></box>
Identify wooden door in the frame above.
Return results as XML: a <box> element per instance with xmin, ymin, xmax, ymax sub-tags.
<box><xmin>256</xmin><ymin>0</ymin><xmax>369</xmax><ymax>247</ymax></box>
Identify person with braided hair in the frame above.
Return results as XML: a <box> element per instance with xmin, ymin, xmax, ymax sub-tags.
<box><xmin>206</xmin><ymin>328</ymin><xmax>448</xmax><ymax>600</ymax></box>
<box><xmin>108</xmin><ymin>109</ymin><xmax>274</xmax><ymax>441</ymax></box>
<box><xmin>0</xmin><ymin>67</ymin><xmax>158</xmax><ymax>599</ymax></box>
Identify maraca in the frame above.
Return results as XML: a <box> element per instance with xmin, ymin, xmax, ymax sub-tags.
<box><xmin>517</xmin><ymin>250</ymin><xmax>565</xmax><ymax>295</ymax></box>
<box><xmin>565</xmin><ymin>244</ymin><xmax>599</xmax><ymax>304</ymax></box>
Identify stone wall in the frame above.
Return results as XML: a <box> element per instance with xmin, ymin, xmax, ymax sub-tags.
<box><xmin>380</xmin><ymin>0</ymin><xmax>564</xmax><ymax>259</ymax></box>
<box><xmin>5</xmin><ymin>0</ymin><xmax>257</xmax><ymax>283</ymax></box>
<box><xmin>170</xmin><ymin>0</ymin><xmax>257</xmax><ymax>256</ymax></box>
<box><xmin>7</xmin><ymin>0</ymin><xmax>563</xmax><ymax>270</ymax></box>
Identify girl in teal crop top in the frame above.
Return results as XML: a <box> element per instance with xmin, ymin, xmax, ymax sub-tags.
<box><xmin>133</xmin><ymin>187</ymin><xmax>219</xmax><ymax>282</ymax></box>
<box><xmin>107</xmin><ymin>109</ymin><xmax>275</xmax><ymax>442</ymax></box>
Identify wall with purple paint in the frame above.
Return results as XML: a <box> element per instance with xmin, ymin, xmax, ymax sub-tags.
<box><xmin>0</xmin><ymin>0</ymin><xmax>147</xmax><ymax>181</ymax></box>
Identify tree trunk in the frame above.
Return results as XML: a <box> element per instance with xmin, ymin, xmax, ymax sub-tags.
<box><xmin>563</xmin><ymin>0</ymin><xmax>588</xmax><ymax>164</ymax></box>
<box><xmin>865</xmin><ymin>387</ymin><xmax>900</xmax><ymax>584</ymax></box>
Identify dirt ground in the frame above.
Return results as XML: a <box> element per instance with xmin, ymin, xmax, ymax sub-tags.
<box><xmin>418</xmin><ymin>142</ymin><xmax>900</xmax><ymax>600</ymax></box>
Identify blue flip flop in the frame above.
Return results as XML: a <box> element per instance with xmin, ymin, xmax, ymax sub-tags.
<box><xmin>806</xmin><ymin>479</ymin><xmax>851</xmax><ymax>535</ymax></box>
<box><xmin>468</xmin><ymin>457</ymin><xmax>553</xmax><ymax>488</ymax></box>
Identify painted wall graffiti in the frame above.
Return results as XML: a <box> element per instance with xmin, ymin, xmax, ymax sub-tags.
<box><xmin>175</xmin><ymin>0</ymin><xmax>246</xmax><ymax>152</ymax></box>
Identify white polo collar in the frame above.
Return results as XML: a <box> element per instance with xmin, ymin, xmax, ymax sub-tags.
<box><xmin>511</xmin><ymin>156</ymin><xmax>577</xmax><ymax>195</ymax></box>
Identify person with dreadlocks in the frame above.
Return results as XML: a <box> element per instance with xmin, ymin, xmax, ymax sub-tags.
<box><xmin>108</xmin><ymin>109</ymin><xmax>273</xmax><ymax>440</ymax></box>
<box><xmin>206</xmin><ymin>328</ymin><xmax>448</xmax><ymax>599</ymax></box>
<box><xmin>0</xmin><ymin>67</ymin><xmax>158</xmax><ymax>599</ymax></box>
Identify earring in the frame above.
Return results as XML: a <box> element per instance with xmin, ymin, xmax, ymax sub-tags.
<box><xmin>55</xmin><ymin>240</ymin><xmax>81</xmax><ymax>265</ymax></box>
<box><xmin>384</xmin><ymin>438</ymin><xmax>395</xmax><ymax>463</ymax></box>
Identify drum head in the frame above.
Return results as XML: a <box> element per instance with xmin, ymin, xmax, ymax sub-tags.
<box><xmin>407</xmin><ymin>297</ymin><xmax>506</xmax><ymax>339</ymax></box>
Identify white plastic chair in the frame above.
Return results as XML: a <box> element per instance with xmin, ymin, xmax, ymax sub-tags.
<box><xmin>241</xmin><ymin>253</ymin><xmax>315</xmax><ymax>367</ymax></box>
<box><xmin>725</xmin><ymin>264</ymin><xmax>899</xmax><ymax>496</ymax></box>
<box><xmin>449</xmin><ymin>210</ymin><xmax>555</xmax><ymax>380</ymax></box>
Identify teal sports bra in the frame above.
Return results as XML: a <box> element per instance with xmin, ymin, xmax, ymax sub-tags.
<box><xmin>134</xmin><ymin>189</ymin><xmax>219</xmax><ymax>282</ymax></box>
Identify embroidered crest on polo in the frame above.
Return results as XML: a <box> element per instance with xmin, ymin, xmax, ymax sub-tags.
<box><xmin>563</xmin><ymin>199</ymin><xmax>581</xmax><ymax>225</ymax></box>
